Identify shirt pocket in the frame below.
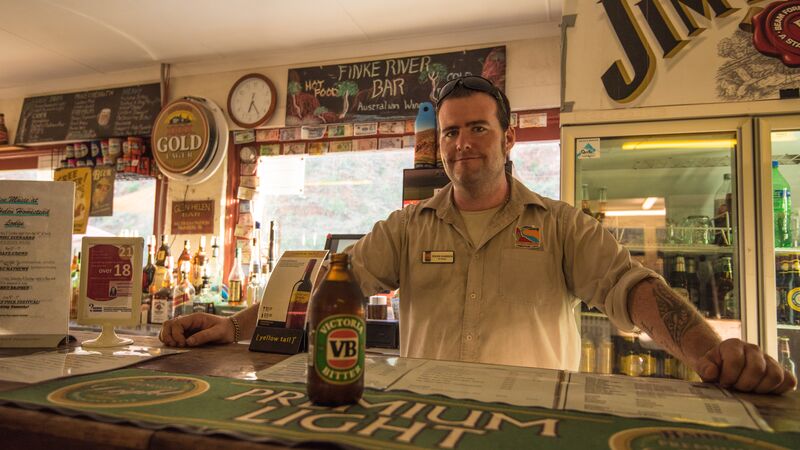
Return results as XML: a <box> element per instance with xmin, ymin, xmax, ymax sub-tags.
<box><xmin>498</xmin><ymin>248</ymin><xmax>559</xmax><ymax>305</ymax></box>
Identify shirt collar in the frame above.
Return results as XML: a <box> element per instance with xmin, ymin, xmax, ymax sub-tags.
<box><xmin>421</xmin><ymin>175</ymin><xmax>549</xmax><ymax>222</ymax></box>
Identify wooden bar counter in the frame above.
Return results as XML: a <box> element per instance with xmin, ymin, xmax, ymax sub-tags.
<box><xmin>0</xmin><ymin>331</ymin><xmax>798</xmax><ymax>450</ymax></box>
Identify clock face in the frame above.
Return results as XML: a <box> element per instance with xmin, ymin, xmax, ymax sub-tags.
<box><xmin>228</xmin><ymin>74</ymin><xmax>277</xmax><ymax>128</ymax></box>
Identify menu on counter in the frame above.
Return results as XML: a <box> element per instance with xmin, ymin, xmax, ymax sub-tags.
<box><xmin>15</xmin><ymin>83</ymin><xmax>162</xmax><ymax>144</ymax></box>
<box><xmin>0</xmin><ymin>345</ymin><xmax>184</xmax><ymax>383</ymax></box>
<box><xmin>562</xmin><ymin>372</ymin><xmax>771</xmax><ymax>431</ymax></box>
<box><xmin>0</xmin><ymin>181</ymin><xmax>72</xmax><ymax>347</ymax></box>
<box><xmin>257</xmin><ymin>355</ymin><xmax>770</xmax><ymax>431</ymax></box>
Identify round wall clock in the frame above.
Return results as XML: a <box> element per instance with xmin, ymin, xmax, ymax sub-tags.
<box><xmin>227</xmin><ymin>73</ymin><xmax>277</xmax><ymax>128</ymax></box>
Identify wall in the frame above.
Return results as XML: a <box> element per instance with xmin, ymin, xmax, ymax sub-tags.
<box><xmin>0</xmin><ymin>33</ymin><xmax>562</xmax><ymax>257</ymax></box>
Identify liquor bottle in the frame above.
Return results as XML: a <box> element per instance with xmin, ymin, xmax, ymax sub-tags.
<box><xmin>580</xmin><ymin>183</ymin><xmax>593</xmax><ymax>217</ymax></box>
<box><xmin>413</xmin><ymin>102</ymin><xmax>437</xmax><ymax>168</ymax></box>
<box><xmin>207</xmin><ymin>237</ymin><xmax>223</xmax><ymax>301</ymax></box>
<box><xmin>0</xmin><ymin>113</ymin><xmax>8</xmax><ymax>145</ymax></box>
<box><xmin>190</xmin><ymin>236</ymin><xmax>207</xmax><ymax>290</ymax></box>
<box><xmin>69</xmin><ymin>251</ymin><xmax>80</xmax><ymax>320</ymax></box>
<box><xmin>595</xmin><ymin>186</ymin><xmax>608</xmax><ymax>223</ymax></box>
<box><xmin>778</xmin><ymin>336</ymin><xmax>797</xmax><ymax>379</ymax></box>
<box><xmin>173</xmin><ymin>262</ymin><xmax>195</xmax><ymax>318</ymax></box>
<box><xmin>155</xmin><ymin>234</ymin><xmax>170</xmax><ymax>266</ymax></box>
<box><xmin>713</xmin><ymin>173</ymin><xmax>732</xmax><ymax>246</ymax></box>
<box><xmin>228</xmin><ymin>247</ymin><xmax>244</xmax><ymax>305</ymax></box>
<box><xmin>670</xmin><ymin>255</ymin><xmax>691</xmax><ymax>301</ymax></box>
<box><xmin>267</xmin><ymin>220</ymin><xmax>277</xmax><ymax>273</ymax></box>
<box><xmin>246</xmin><ymin>225</ymin><xmax>263</xmax><ymax>307</ymax></box>
<box><xmin>142</xmin><ymin>243</ymin><xmax>156</xmax><ymax>294</ymax></box>
<box><xmin>177</xmin><ymin>240</ymin><xmax>192</xmax><ymax>277</ymax></box>
<box><xmin>698</xmin><ymin>255</ymin><xmax>720</xmax><ymax>318</ymax></box>
<box><xmin>307</xmin><ymin>253</ymin><xmax>365</xmax><ymax>406</ymax></box>
<box><xmin>716</xmin><ymin>256</ymin><xmax>736</xmax><ymax>319</ymax></box>
<box><xmin>773</xmin><ymin>160</ymin><xmax>792</xmax><ymax>248</ymax></box>
<box><xmin>686</xmin><ymin>257</ymin><xmax>702</xmax><ymax>312</ymax></box>
<box><xmin>150</xmin><ymin>257</ymin><xmax>175</xmax><ymax>324</ymax></box>
<box><xmin>286</xmin><ymin>259</ymin><xmax>317</xmax><ymax>329</ymax></box>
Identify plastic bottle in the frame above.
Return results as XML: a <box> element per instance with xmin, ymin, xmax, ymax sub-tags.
<box><xmin>773</xmin><ymin>160</ymin><xmax>792</xmax><ymax>247</ymax></box>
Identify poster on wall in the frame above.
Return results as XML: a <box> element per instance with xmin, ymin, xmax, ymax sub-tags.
<box><xmin>171</xmin><ymin>201</ymin><xmax>214</xmax><ymax>235</ymax></box>
<box><xmin>54</xmin><ymin>168</ymin><xmax>91</xmax><ymax>234</ymax></box>
<box><xmin>563</xmin><ymin>0</ymin><xmax>800</xmax><ymax>111</ymax></box>
<box><xmin>90</xmin><ymin>166</ymin><xmax>115</xmax><ymax>217</ymax></box>
<box><xmin>286</xmin><ymin>46</ymin><xmax>506</xmax><ymax>125</ymax></box>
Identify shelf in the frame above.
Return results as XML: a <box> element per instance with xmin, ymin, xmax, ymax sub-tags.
<box><xmin>0</xmin><ymin>145</ymin><xmax>27</xmax><ymax>153</ymax></box>
<box><xmin>775</xmin><ymin>247</ymin><xmax>800</xmax><ymax>254</ymax></box>
<box><xmin>626</xmin><ymin>244</ymin><xmax>734</xmax><ymax>255</ymax></box>
<box><xmin>777</xmin><ymin>324</ymin><xmax>800</xmax><ymax>331</ymax></box>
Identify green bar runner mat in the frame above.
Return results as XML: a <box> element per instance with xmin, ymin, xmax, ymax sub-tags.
<box><xmin>0</xmin><ymin>368</ymin><xmax>795</xmax><ymax>450</ymax></box>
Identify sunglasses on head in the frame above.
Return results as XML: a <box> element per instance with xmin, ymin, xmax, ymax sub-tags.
<box><xmin>434</xmin><ymin>75</ymin><xmax>510</xmax><ymax>122</ymax></box>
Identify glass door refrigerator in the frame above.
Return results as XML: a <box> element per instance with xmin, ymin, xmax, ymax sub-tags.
<box><xmin>757</xmin><ymin>115</ymin><xmax>800</xmax><ymax>381</ymax></box>
<box><xmin>562</xmin><ymin>117</ymin><xmax>758</xmax><ymax>380</ymax></box>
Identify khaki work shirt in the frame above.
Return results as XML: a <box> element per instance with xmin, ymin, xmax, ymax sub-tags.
<box><xmin>347</xmin><ymin>177</ymin><xmax>658</xmax><ymax>370</ymax></box>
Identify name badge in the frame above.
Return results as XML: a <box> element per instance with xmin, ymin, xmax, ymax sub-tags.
<box><xmin>421</xmin><ymin>251</ymin><xmax>454</xmax><ymax>264</ymax></box>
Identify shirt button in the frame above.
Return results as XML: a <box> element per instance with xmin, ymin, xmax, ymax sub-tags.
<box><xmin>474</xmin><ymin>253</ymin><xmax>480</xmax><ymax>258</ymax></box>
<box><xmin>466</xmin><ymin>334</ymin><xmax>473</xmax><ymax>341</ymax></box>
<box><xmin>470</xmin><ymin>293</ymin><xmax>477</xmax><ymax>299</ymax></box>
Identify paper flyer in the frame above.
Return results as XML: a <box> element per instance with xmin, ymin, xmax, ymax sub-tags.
<box><xmin>0</xmin><ymin>181</ymin><xmax>72</xmax><ymax>347</ymax></box>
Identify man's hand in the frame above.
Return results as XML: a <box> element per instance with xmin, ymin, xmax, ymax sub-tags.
<box><xmin>696</xmin><ymin>338</ymin><xmax>797</xmax><ymax>394</ymax></box>
<box><xmin>158</xmin><ymin>313</ymin><xmax>235</xmax><ymax>348</ymax></box>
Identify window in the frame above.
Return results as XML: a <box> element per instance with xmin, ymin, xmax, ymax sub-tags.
<box><xmin>257</xmin><ymin>140</ymin><xmax>560</xmax><ymax>253</ymax></box>
<box><xmin>0</xmin><ymin>165</ymin><xmax>156</xmax><ymax>253</ymax></box>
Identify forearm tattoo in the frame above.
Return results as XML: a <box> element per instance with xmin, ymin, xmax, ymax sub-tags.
<box><xmin>650</xmin><ymin>282</ymin><xmax>703</xmax><ymax>348</ymax></box>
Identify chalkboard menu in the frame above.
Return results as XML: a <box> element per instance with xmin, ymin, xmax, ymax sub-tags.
<box><xmin>285</xmin><ymin>46</ymin><xmax>505</xmax><ymax>125</ymax></box>
<box><xmin>15</xmin><ymin>83</ymin><xmax>162</xmax><ymax>144</ymax></box>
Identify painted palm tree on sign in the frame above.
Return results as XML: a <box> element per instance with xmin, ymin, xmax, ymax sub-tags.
<box><xmin>419</xmin><ymin>63</ymin><xmax>448</xmax><ymax>102</ymax></box>
<box><xmin>288</xmin><ymin>81</ymin><xmax>303</xmax><ymax>118</ymax></box>
<box><xmin>336</xmin><ymin>80</ymin><xmax>359</xmax><ymax>119</ymax></box>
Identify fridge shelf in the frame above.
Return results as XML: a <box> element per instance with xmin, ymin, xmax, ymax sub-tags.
<box><xmin>626</xmin><ymin>244</ymin><xmax>734</xmax><ymax>255</ymax></box>
<box><xmin>777</xmin><ymin>323</ymin><xmax>800</xmax><ymax>331</ymax></box>
<box><xmin>775</xmin><ymin>247</ymin><xmax>800</xmax><ymax>254</ymax></box>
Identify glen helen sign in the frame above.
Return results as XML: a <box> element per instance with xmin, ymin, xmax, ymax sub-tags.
<box><xmin>564</xmin><ymin>0</ymin><xmax>800</xmax><ymax>110</ymax></box>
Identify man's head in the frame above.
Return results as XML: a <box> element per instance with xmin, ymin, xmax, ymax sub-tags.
<box><xmin>434</xmin><ymin>76</ymin><xmax>514</xmax><ymax>204</ymax></box>
<box><xmin>435</xmin><ymin>75</ymin><xmax>511</xmax><ymax>131</ymax></box>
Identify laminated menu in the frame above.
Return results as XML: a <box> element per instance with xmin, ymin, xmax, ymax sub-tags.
<box><xmin>0</xmin><ymin>181</ymin><xmax>72</xmax><ymax>347</ymax></box>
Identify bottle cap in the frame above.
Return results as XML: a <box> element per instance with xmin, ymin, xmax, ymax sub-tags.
<box><xmin>773</xmin><ymin>160</ymin><xmax>779</xmax><ymax>168</ymax></box>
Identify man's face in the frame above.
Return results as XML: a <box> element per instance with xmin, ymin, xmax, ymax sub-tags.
<box><xmin>437</xmin><ymin>92</ymin><xmax>513</xmax><ymax>191</ymax></box>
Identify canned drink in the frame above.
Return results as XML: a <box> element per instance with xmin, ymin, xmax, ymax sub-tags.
<box><xmin>663</xmin><ymin>354</ymin><xmax>678</xmax><ymax>378</ymax></box>
<box><xmin>620</xmin><ymin>352</ymin><xmax>644</xmax><ymax>377</ymax></box>
<box><xmin>598</xmin><ymin>339</ymin><xmax>614</xmax><ymax>374</ymax></box>
<box><xmin>108</xmin><ymin>138</ymin><xmax>122</xmax><ymax>157</ymax></box>
<box><xmin>640</xmin><ymin>351</ymin><xmax>656</xmax><ymax>377</ymax></box>
<box><xmin>580</xmin><ymin>338</ymin><xmax>597</xmax><ymax>373</ymax></box>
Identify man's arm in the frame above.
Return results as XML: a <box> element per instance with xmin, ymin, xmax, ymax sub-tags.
<box><xmin>628</xmin><ymin>277</ymin><xmax>796</xmax><ymax>394</ymax></box>
<box><xmin>159</xmin><ymin>303</ymin><xmax>260</xmax><ymax>347</ymax></box>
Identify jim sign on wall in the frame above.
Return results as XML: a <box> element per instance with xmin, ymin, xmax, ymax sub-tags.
<box><xmin>564</xmin><ymin>0</ymin><xmax>800</xmax><ymax>110</ymax></box>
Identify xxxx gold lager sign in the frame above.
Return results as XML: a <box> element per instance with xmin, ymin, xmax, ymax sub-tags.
<box><xmin>151</xmin><ymin>98</ymin><xmax>218</xmax><ymax>178</ymax></box>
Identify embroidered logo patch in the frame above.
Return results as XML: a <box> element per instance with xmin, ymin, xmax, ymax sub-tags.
<box><xmin>515</xmin><ymin>226</ymin><xmax>542</xmax><ymax>249</ymax></box>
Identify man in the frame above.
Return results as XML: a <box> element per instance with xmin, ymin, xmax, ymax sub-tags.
<box><xmin>161</xmin><ymin>76</ymin><xmax>796</xmax><ymax>394</ymax></box>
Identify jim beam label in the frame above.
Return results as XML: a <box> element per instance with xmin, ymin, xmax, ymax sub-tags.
<box><xmin>151</xmin><ymin>99</ymin><xmax>211</xmax><ymax>176</ymax></box>
<box><xmin>310</xmin><ymin>314</ymin><xmax>365</xmax><ymax>385</ymax></box>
